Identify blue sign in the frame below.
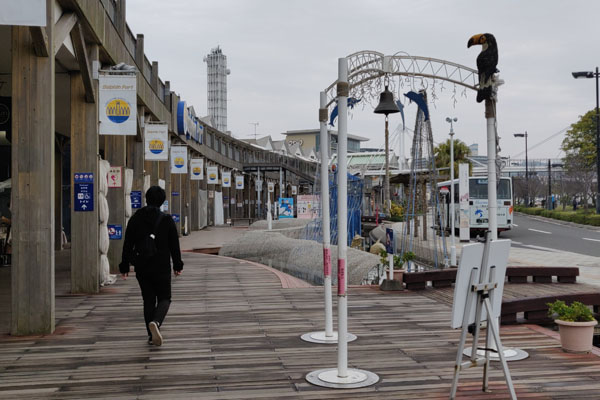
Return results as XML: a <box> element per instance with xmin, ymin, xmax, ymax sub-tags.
<box><xmin>74</xmin><ymin>173</ymin><xmax>94</xmax><ymax>212</ymax></box>
<box><xmin>130</xmin><ymin>191</ymin><xmax>142</xmax><ymax>209</ymax></box>
<box><xmin>172</xmin><ymin>214</ymin><xmax>180</xmax><ymax>223</ymax></box>
<box><xmin>172</xmin><ymin>191</ymin><xmax>179</xmax><ymax>197</ymax></box>
<box><xmin>385</xmin><ymin>228</ymin><xmax>394</xmax><ymax>254</ymax></box>
<box><xmin>108</xmin><ymin>224</ymin><xmax>122</xmax><ymax>240</ymax></box>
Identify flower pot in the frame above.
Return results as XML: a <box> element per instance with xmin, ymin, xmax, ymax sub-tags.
<box><xmin>555</xmin><ymin>319</ymin><xmax>598</xmax><ymax>353</ymax></box>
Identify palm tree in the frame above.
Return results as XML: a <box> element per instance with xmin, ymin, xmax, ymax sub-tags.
<box><xmin>434</xmin><ymin>138</ymin><xmax>472</xmax><ymax>180</ymax></box>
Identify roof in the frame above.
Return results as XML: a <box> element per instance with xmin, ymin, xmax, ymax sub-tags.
<box><xmin>283</xmin><ymin>129</ymin><xmax>369</xmax><ymax>142</ymax></box>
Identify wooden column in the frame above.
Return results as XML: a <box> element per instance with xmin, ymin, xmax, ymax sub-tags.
<box><xmin>190</xmin><ymin>179</ymin><xmax>199</xmax><ymax>231</ymax></box>
<box><xmin>105</xmin><ymin>134</ymin><xmax>126</xmax><ymax>273</ymax></box>
<box><xmin>70</xmin><ymin>44</ymin><xmax>100</xmax><ymax>294</ymax></box>
<box><xmin>11</xmin><ymin>3</ymin><xmax>56</xmax><ymax>335</ymax></box>
<box><xmin>132</xmin><ymin>106</ymin><xmax>145</xmax><ymax>194</ymax></box>
<box><xmin>171</xmin><ymin>173</ymin><xmax>181</xmax><ymax>234</ymax></box>
<box><xmin>54</xmin><ymin>144</ymin><xmax>62</xmax><ymax>250</ymax></box>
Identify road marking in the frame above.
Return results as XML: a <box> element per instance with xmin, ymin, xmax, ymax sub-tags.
<box><xmin>528</xmin><ymin>228</ymin><xmax>551</xmax><ymax>234</ymax></box>
<box><xmin>512</xmin><ymin>224</ymin><xmax>519</xmax><ymax>227</ymax></box>
<box><xmin>583</xmin><ymin>238</ymin><xmax>600</xmax><ymax>242</ymax></box>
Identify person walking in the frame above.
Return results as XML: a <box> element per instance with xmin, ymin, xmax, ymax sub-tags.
<box><xmin>119</xmin><ymin>186</ymin><xmax>183</xmax><ymax>346</ymax></box>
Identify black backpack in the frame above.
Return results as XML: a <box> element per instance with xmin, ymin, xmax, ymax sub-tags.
<box><xmin>136</xmin><ymin>212</ymin><xmax>164</xmax><ymax>261</ymax></box>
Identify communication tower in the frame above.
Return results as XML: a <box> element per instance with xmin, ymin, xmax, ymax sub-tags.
<box><xmin>203</xmin><ymin>46</ymin><xmax>230</xmax><ymax>134</ymax></box>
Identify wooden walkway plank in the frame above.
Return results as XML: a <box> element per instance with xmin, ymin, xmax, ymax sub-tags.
<box><xmin>1</xmin><ymin>253</ymin><xmax>600</xmax><ymax>399</ymax></box>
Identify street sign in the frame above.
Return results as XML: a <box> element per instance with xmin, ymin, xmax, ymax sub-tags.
<box><xmin>130</xmin><ymin>190</ymin><xmax>142</xmax><ymax>209</ymax></box>
<box><xmin>440</xmin><ymin>186</ymin><xmax>449</xmax><ymax>195</ymax></box>
<box><xmin>107</xmin><ymin>224</ymin><xmax>122</xmax><ymax>240</ymax></box>
<box><xmin>74</xmin><ymin>173</ymin><xmax>94</xmax><ymax>212</ymax></box>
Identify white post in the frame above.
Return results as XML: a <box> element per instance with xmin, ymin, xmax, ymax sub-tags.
<box><xmin>320</xmin><ymin>91</ymin><xmax>334</xmax><ymax>338</ymax></box>
<box><xmin>267</xmin><ymin>197</ymin><xmax>272</xmax><ymax>230</ymax></box>
<box><xmin>486</xmin><ymin>101</ymin><xmax>498</xmax><ymax>241</ymax></box>
<box><xmin>388</xmin><ymin>253</ymin><xmax>394</xmax><ymax>281</ymax></box>
<box><xmin>337</xmin><ymin>57</ymin><xmax>349</xmax><ymax>378</ymax></box>
<box><xmin>449</xmin><ymin>127</ymin><xmax>457</xmax><ymax>266</ymax></box>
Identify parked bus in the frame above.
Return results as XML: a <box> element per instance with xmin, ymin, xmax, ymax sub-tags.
<box><xmin>438</xmin><ymin>176</ymin><xmax>513</xmax><ymax>235</ymax></box>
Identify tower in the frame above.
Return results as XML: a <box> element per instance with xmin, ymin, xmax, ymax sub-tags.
<box><xmin>203</xmin><ymin>46</ymin><xmax>230</xmax><ymax>134</ymax></box>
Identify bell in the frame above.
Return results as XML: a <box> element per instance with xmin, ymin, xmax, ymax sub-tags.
<box><xmin>374</xmin><ymin>85</ymin><xmax>400</xmax><ymax>116</ymax></box>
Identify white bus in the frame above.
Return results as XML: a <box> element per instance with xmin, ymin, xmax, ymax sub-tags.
<box><xmin>438</xmin><ymin>176</ymin><xmax>514</xmax><ymax>235</ymax></box>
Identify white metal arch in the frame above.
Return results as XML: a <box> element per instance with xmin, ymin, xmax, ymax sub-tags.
<box><xmin>323</xmin><ymin>50</ymin><xmax>478</xmax><ymax>108</ymax></box>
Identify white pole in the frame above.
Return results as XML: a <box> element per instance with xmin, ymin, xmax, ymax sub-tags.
<box><xmin>267</xmin><ymin>194</ymin><xmax>272</xmax><ymax>230</ymax></box>
<box><xmin>486</xmin><ymin>101</ymin><xmax>498</xmax><ymax>241</ymax></box>
<box><xmin>449</xmin><ymin>126</ymin><xmax>457</xmax><ymax>266</ymax></box>
<box><xmin>388</xmin><ymin>253</ymin><xmax>394</xmax><ymax>281</ymax></box>
<box><xmin>320</xmin><ymin>91</ymin><xmax>334</xmax><ymax>338</ymax></box>
<box><xmin>336</xmin><ymin>57</ymin><xmax>349</xmax><ymax>378</ymax></box>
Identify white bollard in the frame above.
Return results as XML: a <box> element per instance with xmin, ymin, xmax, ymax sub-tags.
<box><xmin>388</xmin><ymin>253</ymin><xmax>394</xmax><ymax>281</ymax></box>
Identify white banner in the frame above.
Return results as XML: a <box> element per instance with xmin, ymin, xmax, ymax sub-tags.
<box><xmin>235</xmin><ymin>175</ymin><xmax>244</xmax><ymax>190</ymax></box>
<box><xmin>292</xmin><ymin>185</ymin><xmax>297</xmax><ymax>195</ymax></box>
<box><xmin>207</xmin><ymin>166</ymin><xmax>219</xmax><ymax>184</ymax></box>
<box><xmin>0</xmin><ymin>0</ymin><xmax>46</xmax><ymax>26</ymax></box>
<box><xmin>99</xmin><ymin>74</ymin><xmax>137</xmax><ymax>136</ymax></box>
<box><xmin>190</xmin><ymin>158</ymin><xmax>204</xmax><ymax>180</ymax></box>
<box><xmin>459</xmin><ymin>163</ymin><xmax>470</xmax><ymax>241</ymax></box>
<box><xmin>144</xmin><ymin>123</ymin><xmax>168</xmax><ymax>161</ymax></box>
<box><xmin>170</xmin><ymin>146</ymin><xmax>188</xmax><ymax>174</ymax></box>
<box><xmin>268</xmin><ymin>182</ymin><xmax>274</xmax><ymax>193</ymax></box>
<box><xmin>222</xmin><ymin>171</ymin><xmax>231</xmax><ymax>188</ymax></box>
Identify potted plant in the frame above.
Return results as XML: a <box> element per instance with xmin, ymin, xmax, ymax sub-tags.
<box><xmin>547</xmin><ymin>300</ymin><xmax>598</xmax><ymax>353</ymax></box>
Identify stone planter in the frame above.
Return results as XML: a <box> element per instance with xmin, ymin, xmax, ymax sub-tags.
<box><xmin>555</xmin><ymin>319</ymin><xmax>598</xmax><ymax>353</ymax></box>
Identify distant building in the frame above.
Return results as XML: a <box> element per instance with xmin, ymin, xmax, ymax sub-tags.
<box><xmin>469</xmin><ymin>143</ymin><xmax>479</xmax><ymax>157</ymax></box>
<box><xmin>203</xmin><ymin>46</ymin><xmax>230</xmax><ymax>134</ymax></box>
<box><xmin>282</xmin><ymin>129</ymin><xmax>368</xmax><ymax>156</ymax></box>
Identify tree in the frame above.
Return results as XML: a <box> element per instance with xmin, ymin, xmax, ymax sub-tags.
<box><xmin>561</xmin><ymin>109</ymin><xmax>598</xmax><ymax>211</ymax></box>
<box><xmin>434</xmin><ymin>138</ymin><xmax>472</xmax><ymax>180</ymax></box>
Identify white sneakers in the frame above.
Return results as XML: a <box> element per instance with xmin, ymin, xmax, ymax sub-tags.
<box><xmin>149</xmin><ymin>321</ymin><xmax>163</xmax><ymax>346</ymax></box>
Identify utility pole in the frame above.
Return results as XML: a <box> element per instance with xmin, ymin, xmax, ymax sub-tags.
<box><xmin>249</xmin><ymin>122</ymin><xmax>259</xmax><ymax>140</ymax></box>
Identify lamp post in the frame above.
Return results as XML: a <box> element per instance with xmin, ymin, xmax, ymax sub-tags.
<box><xmin>572</xmin><ymin>68</ymin><xmax>600</xmax><ymax>214</ymax></box>
<box><xmin>446</xmin><ymin>117</ymin><xmax>458</xmax><ymax>267</ymax></box>
<box><xmin>514</xmin><ymin>132</ymin><xmax>528</xmax><ymax>206</ymax></box>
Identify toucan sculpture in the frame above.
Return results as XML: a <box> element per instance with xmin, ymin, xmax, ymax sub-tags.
<box><xmin>467</xmin><ymin>33</ymin><xmax>498</xmax><ymax>103</ymax></box>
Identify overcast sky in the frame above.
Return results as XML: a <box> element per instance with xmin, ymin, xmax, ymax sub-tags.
<box><xmin>126</xmin><ymin>0</ymin><xmax>600</xmax><ymax>160</ymax></box>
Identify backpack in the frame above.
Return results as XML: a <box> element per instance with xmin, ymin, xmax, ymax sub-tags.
<box><xmin>136</xmin><ymin>212</ymin><xmax>165</xmax><ymax>261</ymax></box>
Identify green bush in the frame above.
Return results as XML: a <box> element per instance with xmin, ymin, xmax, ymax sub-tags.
<box><xmin>515</xmin><ymin>206</ymin><xmax>600</xmax><ymax>226</ymax></box>
<box><xmin>547</xmin><ymin>300</ymin><xmax>596</xmax><ymax>322</ymax></box>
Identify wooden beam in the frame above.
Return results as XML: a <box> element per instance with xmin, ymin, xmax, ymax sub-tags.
<box><xmin>53</xmin><ymin>12</ymin><xmax>77</xmax><ymax>56</ymax></box>
<box><xmin>70</xmin><ymin>22</ymin><xmax>95</xmax><ymax>103</ymax></box>
<box><xmin>28</xmin><ymin>26</ymin><xmax>49</xmax><ymax>57</ymax></box>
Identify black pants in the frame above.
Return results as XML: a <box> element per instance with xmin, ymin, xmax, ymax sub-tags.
<box><xmin>136</xmin><ymin>273</ymin><xmax>171</xmax><ymax>336</ymax></box>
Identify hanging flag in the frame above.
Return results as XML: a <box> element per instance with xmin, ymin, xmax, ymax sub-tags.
<box><xmin>190</xmin><ymin>158</ymin><xmax>204</xmax><ymax>180</ymax></box>
<box><xmin>99</xmin><ymin>74</ymin><xmax>137</xmax><ymax>135</ymax></box>
<box><xmin>235</xmin><ymin>175</ymin><xmax>244</xmax><ymax>190</ymax></box>
<box><xmin>170</xmin><ymin>146</ymin><xmax>188</xmax><ymax>174</ymax></box>
<box><xmin>207</xmin><ymin>166</ymin><xmax>219</xmax><ymax>184</ymax></box>
<box><xmin>144</xmin><ymin>123</ymin><xmax>169</xmax><ymax>161</ymax></box>
<box><xmin>222</xmin><ymin>171</ymin><xmax>231</xmax><ymax>188</ymax></box>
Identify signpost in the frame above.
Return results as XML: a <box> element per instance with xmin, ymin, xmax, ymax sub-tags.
<box><xmin>74</xmin><ymin>173</ymin><xmax>94</xmax><ymax>212</ymax></box>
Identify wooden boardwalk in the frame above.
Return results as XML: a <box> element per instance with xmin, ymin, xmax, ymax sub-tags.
<box><xmin>1</xmin><ymin>253</ymin><xmax>600</xmax><ymax>399</ymax></box>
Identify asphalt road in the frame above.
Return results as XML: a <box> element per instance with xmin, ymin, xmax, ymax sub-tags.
<box><xmin>501</xmin><ymin>212</ymin><xmax>600</xmax><ymax>257</ymax></box>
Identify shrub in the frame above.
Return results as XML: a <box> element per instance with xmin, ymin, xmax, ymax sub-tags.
<box><xmin>547</xmin><ymin>300</ymin><xmax>596</xmax><ymax>322</ymax></box>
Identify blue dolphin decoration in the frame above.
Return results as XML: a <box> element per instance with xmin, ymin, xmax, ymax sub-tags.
<box><xmin>395</xmin><ymin>100</ymin><xmax>405</xmax><ymax>130</ymax></box>
<box><xmin>404</xmin><ymin>91</ymin><xmax>429</xmax><ymax>121</ymax></box>
<box><xmin>329</xmin><ymin>97</ymin><xmax>361</xmax><ymax>127</ymax></box>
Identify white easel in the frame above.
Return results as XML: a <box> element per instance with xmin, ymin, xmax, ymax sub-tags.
<box><xmin>450</xmin><ymin>233</ymin><xmax>516</xmax><ymax>399</ymax></box>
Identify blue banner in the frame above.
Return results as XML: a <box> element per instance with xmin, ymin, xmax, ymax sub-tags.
<box><xmin>74</xmin><ymin>173</ymin><xmax>94</xmax><ymax>212</ymax></box>
<box><xmin>130</xmin><ymin>191</ymin><xmax>142</xmax><ymax>209</ymax></box>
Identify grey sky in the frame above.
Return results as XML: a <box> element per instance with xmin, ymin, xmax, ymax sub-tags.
<box><xmin>126</xmin><ymin>0</ymin><xmax>600</xmax><ymax>160</ymax></box>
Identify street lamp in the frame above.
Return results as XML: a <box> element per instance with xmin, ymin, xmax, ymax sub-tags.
<box><xmin>572</xmin><ymin>67</ymin><xmax>600</xmax><ymax>214</ymax></box>
<box><xmin>514</xmin><ymin>132</ymin><xmax>528</xmax><ymax>206</ymax></box>
<box><xmin>445</xmin><ymin>117</ymin><xmax>457</xmax><ymax>267</ymax></box>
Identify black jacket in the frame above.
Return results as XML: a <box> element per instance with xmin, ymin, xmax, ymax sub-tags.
<box><xmin>119</xmin><ymin>206</ymin><xmax>184</xmax><ymax>275</ymax></box>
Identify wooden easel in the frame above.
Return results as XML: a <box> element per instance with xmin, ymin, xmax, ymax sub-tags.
<box><xmin>449</xmin><ymin>234</ymin><xmax>517</xmax><ymax>399</ymax></box>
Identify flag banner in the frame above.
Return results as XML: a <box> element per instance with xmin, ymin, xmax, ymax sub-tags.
<box><xmin>170</xmin><ymin>146</ymin><xmax>188</xmax><ymax>174</ymax></box>
<box><xmin>190</xmin><ymin>158</ymin><xmax>204</xmax><ymax>180</ymax></box>
<box><xmin>222</xmin><ymin>171</ymin><xmax>231</xmax><ymax>188</ymax></box>
<box><xmin>144</xmin><ymin>123</ymin><xmax>168</xmax><ymax>161</ymax></box>
<box><xmin>99</xmin><ymin>74</ymin><xmax>137</xmax><ymax>136</ymax></box>
<box><xmin>235</xmin><ymin>175</ymin><xmax>244</xmax><ymax>190</ymax></box>
<box><xmin>207</xmin><ymin>166</ymin><xmax>219</xmax><ymax>184</ymax></box>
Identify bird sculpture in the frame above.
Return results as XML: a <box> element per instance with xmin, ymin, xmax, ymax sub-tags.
<box><xmin>467</xmin><ymin>33</ymin><xmax>499</xmax><ymax>103</ymax></box>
